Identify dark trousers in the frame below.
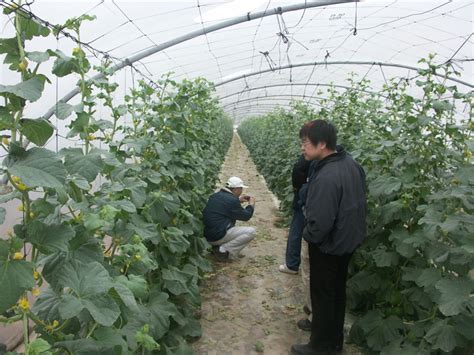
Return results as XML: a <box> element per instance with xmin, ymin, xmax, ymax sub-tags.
<box><xmin>308</xmin><ymin>243</ymin><xmax>353</xmax><ymax>351</ymax></box>
<box><xmin>285</xmin><ymin>206</ymin><xmax>305</xmax><ymax>271</ymax></box>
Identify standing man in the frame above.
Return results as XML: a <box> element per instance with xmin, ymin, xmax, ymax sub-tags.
<box><xmin>203</xmin><ymin>176</ymin><xmax>256</xmax><ymax>261</ymax></box>
<box><xmin>279</xmin><ymin>154</ymin><xmax>311</xmax><ymax>275</ymax></box>
<box><xmin>292</xmin><ymin>120</ymin><xmax>367</xmax><ymax>355</ymax></box>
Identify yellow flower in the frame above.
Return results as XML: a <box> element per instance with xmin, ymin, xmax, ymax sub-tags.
<box><xmin>32</xmin><ymin>288</ymin><xmax>40</xmax><ymax>296</ymax></box>
<box><xmin>134</xmin><ymin>254</ymin><xmax>142</xmax><ymax>261</ymax></box>
<box><xmin>13</xmin><ymin>252</ymin><xmax>23</xmax><ymax>260</ymax></box>
<box><xmin>17</xmin><ymin>183</ymin><xmax>28</xmax><ymax>191</ymax></box>
<box><xmin>87</xmin><ymin>134</ymin><xmax>96</xmax><ymax>141</ymax></box>
<box><xmin>17</xmin><ymin>204</ymin><xmax>24</xmax><ymax>212</ymax></box>
<box><xmin>34</xmin><ymin>270</ymin><xmax>40</xmax><ymax>280</ymax></box>
<box><xmin>18</xmin><ymin>59</ymin><xmax>28</xmax><ymax>71</ymax></box>
<box><xmin>18</xmin><ymin>297</ymin><xmax>29</xmax><ymax>310</ymax></box>
<box><xmin>72</xmin><ymin>47</ymin><xmax>81</xmax><ymax>55</ymax></box>
<box><xmin>45</xmin><ymin>320</ymin><xmax>59</xmax><ymax>332</ymax></box>
<box><xmin>29</xmin><ymin>212</ymin><xmax>35</xmax><ymax>219</ymax></box>
<box><xmin>2</xmin><ymin>137</ymin><xmax>9</xmax><ymax>145</ymax></box>
<box><xmin>11</xmin><ymin>175</ymin><xmax>21</xmax><ymax>184</ymax></box>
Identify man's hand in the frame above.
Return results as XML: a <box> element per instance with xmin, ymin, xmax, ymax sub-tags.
<box><xmin>249</xmin><ymin>196</ymin><xmax>256</xmax><ymax>206</ymax></box>
<box><xmin>239</xmin><ymin>195</ymin><xmax>250</xmax><ymax>202</ymax></box>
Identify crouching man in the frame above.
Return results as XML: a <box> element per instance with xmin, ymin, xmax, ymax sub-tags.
<box><xmin>203</xmin><ymin>176</ymin><xmax>256</xmax><ymax>261</ymax></box>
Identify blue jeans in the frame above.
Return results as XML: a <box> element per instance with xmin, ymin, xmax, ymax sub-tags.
<box><xmin>285</xmin><ymin>206</ymin><xmax>305</xmax><ymax>271</ymax></box>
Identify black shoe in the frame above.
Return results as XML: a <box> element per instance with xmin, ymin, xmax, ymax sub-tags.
<box><xmin>303</xmin><ymin>304</ymin><xmax>311</xmax><ymax>316</ymax></box>
<box><xmin>213</xmin><ymin>250</ymin><xmax>230</xmax><ymax>262</ymax></box>
<box><xmin>332</xmin><ymin>344</ymin><xmax>342</xmax><ymax>354</ymax></box>
<box><xmin>291</xmin><ymin>344</ymin><xmax>332</xmax><ymax>355</ymax></box>
<box><xmin>297</xmin><ymin>318</ymin><xmax>312</xmax><ymax>331</ymax></box>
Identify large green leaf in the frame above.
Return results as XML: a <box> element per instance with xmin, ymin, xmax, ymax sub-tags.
<box><xmin>148</xmin><ymin>292</ymin><xmax>179</xmax><ymax>338</ymax></box>
<box><xmin>50</xmin><ymin>50</ymin><xmax>83</xmax><ymax>77</ymax></box>
<box><xmin>53</xmin><ymin>102</ymin><xmax>84</xmax><ymax>120</ymax></box>
<box><xmin>56</xmin><ymin>261</ymin><xmax>113</xmax><ymax>298</ymax></box>
<box><xmin>19</xmin><ymin>118</ymin><xmax>54</xmax><ymax>146</ymax></box>
<box><xmin>82</xmin><ymin>295</ymin><xmax>120</xmax><ymax>326</ymax></box>
<box><xmin>61</xmin><ymin>148</ymin><xmax>103</xmax><ymax>182</ymax></box>
<box><xmin>370</xmin><ymin>175</ymin><xmax>402</xmax><ymax>197</ymax></box>
<box><xmin>162</xmin><ymin>267</ymin><xmax>190</xmax><ymax>295</ymax></box>
<box><xmin>435</xmin><ymin>278</ymin><xmax>473</xmax><ymax>316</ymax></box>
<box><xmin>26</xmin><ymin>221</ymin><xmax>75</xmax><ymax>254</ymax></box>
<box><xmin>424</xmin><ymin>320</ymin><xmax>459</xmax><ymax>353</ymax></box>
<box><xmin>8</xmin><ymin>147</ymin><xmax>66</xmax><ymax>188</ymax></box>
<box><xmin>0</xmin><ymin>76</ymin><xmax>45</xmax><ymax>102</ymax></box>
<box><xmin>0</xmin><ymin>240</ymin><xmax>35</xmax><ymax>313</ymax></box>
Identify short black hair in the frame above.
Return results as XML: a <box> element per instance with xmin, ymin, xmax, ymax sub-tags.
<box><xmin>299</xmin><ymin>119</ymin><xmax>337</xmax><ymax>150</ymax></box>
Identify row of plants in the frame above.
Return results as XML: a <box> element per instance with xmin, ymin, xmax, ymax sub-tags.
<box><xmin>1</xmin><ymin>5</ymin><xmax>232</xmax><ymax>354</ymax></box>
<box><xmin>238</xmin><ymin>57</ymin><xmax>473</xmax><ymax>354</ymax></box>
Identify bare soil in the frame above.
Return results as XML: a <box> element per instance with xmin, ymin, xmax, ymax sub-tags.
<box><xmin>192</xmin><ymin>134</ymin><xmax>361</xmax><ymax>355</ymax></box>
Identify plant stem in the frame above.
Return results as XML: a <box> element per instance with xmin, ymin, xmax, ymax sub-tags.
<box><xmin>23</xmin><ymin>311</ymin><xmax>29</xmax><ymax>350</ymax></box>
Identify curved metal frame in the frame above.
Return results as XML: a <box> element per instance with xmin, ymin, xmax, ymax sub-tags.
<box><xmin>222</xmin><ymin>94</ymin><xmax>326</xmax><ymax>109</ymax></box>
<box><xmin>218</xmin><ymin>83</ymin><xmax>385</xmax><ymax>101</ymax></box>
<box><xmin>214</xmin><ymin>61</ymin><xmax>474</xmax><ymax>88</ymax></box>
<box><xmin>42</xmin><ymin>0</ymin><xmax>353</xmax><ymax>119</ymax></box>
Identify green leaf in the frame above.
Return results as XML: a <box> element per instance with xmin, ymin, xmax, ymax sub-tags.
<box><xmin>372</xmin><ymin>246</ymin><xmax>399</xmax><ymax>267</ymax></box>
<box><xmin>425</xmin><ymin>320</ymin><xmax>458</xmax><ymax>353</ymax></box>
<box><xmin>26</xmin><ymin>51</ymin><xmax>50</xmax><ymax>64</ymax></box>
<box><xmin>162</xmin><ymin>267</ymin><xmax>190</xmax><ymax>295</ymax></box>
<box><xmin>56</xmin><ymin>261</ymin><xmax>113</xmax><ymax>298</ymax></box>
<box><xmin>26</xmin><ymin>338</ymin><xmax>52</xmax><ymax>355</ymax></box>
<box><xmin>0</xmin><ymin>106</ymin><xmax>15</xmax><ymax>130</ymax></box>
<box><xmin>435</xmin><ymin>277</ymin><xmax>473</xmax><ymax>316</ymax></box>
<box><xmin>165</xmin><ymin>227</ymin><xmax>190</xmax><ymax>254</ymax></box>
<box><xmin>32</xmin><ymin>288</ymin><xmax>61</xmax><ymax>322</ymax></box>
<box><xmin>148</xmin><ymin>292</ymin><xmax>179</xmax><ymax>338</ymax></box>
<box><xmin>58</xmin><ymin>293</ymin><xmax>84</xmax><ymax>319</ymax></box>
<box><xmin>19</xmin><ymin>118</ymin><xmax>54</xmax><ymax>146</ymax></box>
<box><xmin>53</xmin><ymin>102</ymin><xmax>83</xmax><ymax>120</ymax></box>
<box><xmin>17</xmin><ymin>11</ymin><xmax>50</xmax><ymax>39</ymax></box>
<box><xmin>61</xmin><ymin>148</ymin><xmax>103</xmax><ymax>182</ymax></box>
<box><xmin>26</xmin><ymin>221</ymin><xmax>75</xmax><ymax>254</ymax></box>
<box><xmin>109</xmin><ymin>199</ymin><xmax>137</xmax><ymax>213</ymax></box>
<box><xmin>8</xmin><ymin>147</ymin><xmax>66</xmax><ymax>188</ymax></box>
<box><xmin>0</xmin><ymin>240</ymin><xmax>35</xmax><ymax>313</ymax></box>
<box><xmin>82</xmin><ymin>295</ymin><xmax>120</xmax><ymax>326</ymax></box>
<box><xmin>0</xmin><ymin>207</ymin><xmax>5</xmax><ymax>224</ymax></box>
<box><xmin>111</xmin><ymin>282</ymin><xmax>138</xmax><ymax>311</ymax></box>
<box><xmin>116</xmin><ymin>275</ymin><xmax>148</xmax><ymax>300</ymax></box>
<box><xmin>0</xmin><ymin>76</ymin><xmax>45</xmax><ymax>102</ymax></box>
<box><xmin>370</xmin><ymin>175</ymin><xmax>402</xmax><ymax>197</ymax></box>
<box><xmin>50</xmin><ymin>50</ymin><xmax>82</xmax><ymax>77</ymax></box>
<box><xmin>415</xmin><ymin>268</ymin><xmax>441</xmax><ymax>289</ymax></box>
<box><xmin>0</xmin><ymin>37</ymin><xmax>19</xmax><ymax>56</ymax></box>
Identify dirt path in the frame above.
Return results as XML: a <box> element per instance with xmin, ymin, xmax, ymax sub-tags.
<box><xmin>192</xmin><ymin>134</ymin><xmax>309</xmax><ymax>355</ymax></box>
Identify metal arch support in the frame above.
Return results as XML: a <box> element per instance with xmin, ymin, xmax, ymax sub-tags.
<box><xmin>214</xmin><ymin>61</ymin><xmax>474</xmax><ymax>88</ymax></box>
<box><xmin>218</xmin><ymin>83</ymin><xmax>386</xmax><ymax>101</ymax></box>
<box><xmin>42</xmin><ymin>0</ymin><xmax>354</xmax><ymax>119</ymax></box>
<box><xmin>222</xmin><ymin>94</ymin><xmax>326</xmax><ymax>109</ymax></box>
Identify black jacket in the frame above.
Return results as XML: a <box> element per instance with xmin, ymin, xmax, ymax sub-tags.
<box><xmin>202</xmin><ymin>189</ymin><xmax>254</xmax><ymax>242</ymax></box>
<box><xmin>303</xmin><ymin>147</ymin><xmax>367</xmax><ymax>255</ymax></box>
<box><xmin>291</xmin><ymin>155</ymin><xmax>311</xmax><ymax>209</ymax></box>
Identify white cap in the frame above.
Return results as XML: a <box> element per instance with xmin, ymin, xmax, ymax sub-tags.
<box><xmin>225</xmin><ymin>176</ymin><xmax>248</xmax><ymax>188</ymax></box>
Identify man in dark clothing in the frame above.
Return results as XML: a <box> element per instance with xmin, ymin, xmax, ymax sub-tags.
<box><xmin>291</xmin><ymin>120</ymin><xmax>367</xmax><ymax>355</ymax></box>
<box><xmin>203</xmin><ymin>176</ymin><xmax>256</xmax><ymax>260</ymax></box>
<box><xmin>279</xmin><ymin>154</ymin><xmax>311</xmax><ymax>275</ymax></box>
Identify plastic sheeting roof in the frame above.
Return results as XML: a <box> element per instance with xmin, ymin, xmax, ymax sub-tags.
<box><xmin>1</xmin><ymin>0</ymin><xmax>473</xmax><ymax>123</ymax></box>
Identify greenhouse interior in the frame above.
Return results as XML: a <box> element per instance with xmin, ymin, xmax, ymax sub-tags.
<box><xmin>0</xmin><ymin>0</ymin><xmax>472</xmax><ymax>354</ymax></box>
